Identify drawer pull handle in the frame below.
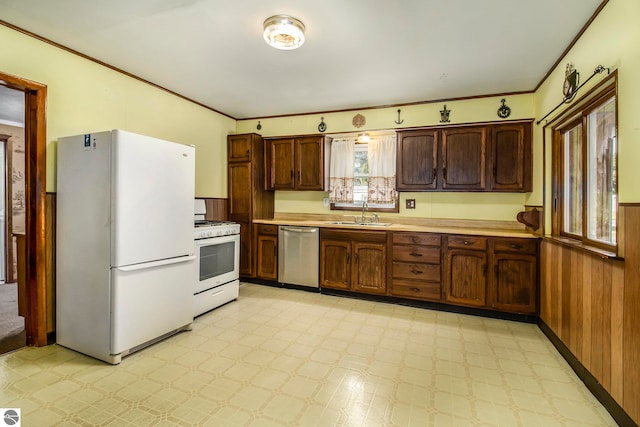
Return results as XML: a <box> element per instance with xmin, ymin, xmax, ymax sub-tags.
<box><xmin>410</xmin><ymin>252</ymin><xmax>422</xmax><ymax>257</ymax></box>
<box><xmin>463</xmin><ymin>240</ymin><xmax>471</xmax><ymax>245</ymax></box>
<box><xmin>510</xmin><ymin>244</ymin><xmax>522</xmax><ymax>250</ymax></box>
<box><xmin>412</xmin><ymin>237</ymin><xmax>418</xmax><ymax>243</ymax></box>
<box><xmin>410</xmin><ymin>287</ymin><xmax>421</xmax><ymax>293</ymax></box>
<box><xmin>411</xmin><ymin>269</ymin><xmax>423</xmax><ymax>275</ymax></box>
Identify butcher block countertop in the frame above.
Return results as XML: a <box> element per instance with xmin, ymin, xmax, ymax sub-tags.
<box><xmin>254</xmin><ymin>213</ymin><xmax>539</xmax><ymax>239</ymax></box>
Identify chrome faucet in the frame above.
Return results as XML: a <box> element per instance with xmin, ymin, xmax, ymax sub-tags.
<box><xmin>361</xmin><ymin>201</ymin><xmax>368</xmax><ymax>223</ymax></box>
<box><xmin>372</xmin><ymin>213</ymin><xmax>379</xmax><ymax>224</ymax></box>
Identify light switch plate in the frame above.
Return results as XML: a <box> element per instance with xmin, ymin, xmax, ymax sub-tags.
<box><xmin>406</xmin><ymin>199</ymin><xmax>416</xmax><ymax>209</ymax></box>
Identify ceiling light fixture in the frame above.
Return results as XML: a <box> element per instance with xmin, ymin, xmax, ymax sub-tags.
<box><xmin>263</xmin><ymin>15</ymin><xmax>305</xmax><ymax>50</ymax></box>
<box><xmin>357</xmin><ymin>133</ymin><xmax>370</xmax><ymax>144</ymax></box>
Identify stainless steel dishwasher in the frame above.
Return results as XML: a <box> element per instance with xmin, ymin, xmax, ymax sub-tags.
<box><xmin>278</xmin><ymin>226</ymin><xmax>319</xmax><ymax>288</ymax></box>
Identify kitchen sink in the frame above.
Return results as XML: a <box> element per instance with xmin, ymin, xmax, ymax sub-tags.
<box><xmin>326</xmin><ymin>221</ymin><xmax>392</xmax><ymax>227</ymax></box>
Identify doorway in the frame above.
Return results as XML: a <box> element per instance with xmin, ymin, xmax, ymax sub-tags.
<box><xmin>0</xmin><ymin>86</ymin><xmax>27</xmax><ymax>354</ymax></box>
<box><xmin>0</xmin><ymin>71</ymin><xmax>48</xmax><ymax>348</ymax></box>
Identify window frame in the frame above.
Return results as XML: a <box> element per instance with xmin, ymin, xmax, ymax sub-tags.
<box><xmin>330</xmin><ymin>143</ymin><xmax>399</xmax><ymax>213</ymax></box>
<box><xmin>552</xmin><ymin>82</ymin><xmax>618</xmax><ymax>253</ymax></box>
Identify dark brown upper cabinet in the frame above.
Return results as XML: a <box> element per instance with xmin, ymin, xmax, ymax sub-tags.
<box><xmin>488</xmin><ymin>123</ymin><xmax>532</xmax><ymax>192</ymax></box>
<box><xmin>396</xmin><ymin>121</ymin><xmax>532</xmax><ymax>192</ymax></box>
<box><xmin>442</xmin><ymin>127</ymin><xmax>487</xmax><ymax>190</ymax></box>
<box><xmin>228</xmin><ymin>134</ymin><xmax>254</xmax><ymax>163</ymax></box>
<box><xmin>396</xmin><ymin>129</ymin><xmax>438</xmax><ymax>190</ymax></box>
<box><xmin>266</xmin><ymin>136</ymin><xmax>326</xmax><ymax>191</ymax></box>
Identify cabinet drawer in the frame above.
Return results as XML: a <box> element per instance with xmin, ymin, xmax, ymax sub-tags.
<box><xmin>393</xmin><ymin>232</ymin><xmax>441</xmax><ymax>246</ymax></box>
<box><xmin>392</xmin><ymin>262</ymin><xmax>440</xmax><ymax>281</ymax></box>
<box><xmin>391</xmin><ymin>279</ymin><xmax>441</xmax><ymax>301</ymax></box>
<box><xmin>492</xmin><ymin>238</ymin><xmax>537</xmax><ymax>254</ymax></box>
<box><xmin>257</xmin><ymin>224</ymin><xmax>278</xmax><ymax>235</ymax></box>
<box><xmin>447</xmin><ymin>235</ymin><xmax>487</xmax><ymax>251</ymax></box>
<box><xmin>392</xmin><ymin>245</ymin><xmax>440</xmax><ymax>264</ymax></box>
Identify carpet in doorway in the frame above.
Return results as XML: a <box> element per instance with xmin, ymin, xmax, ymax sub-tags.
<box><xmin>0</xmin><ymin>282</ymin><xmax>26</xmax><ymax>354</ymax></box>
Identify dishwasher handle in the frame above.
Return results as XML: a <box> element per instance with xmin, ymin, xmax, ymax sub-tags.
<box><xmin>280</xmin><ymin>226</ymin><xmax>319</xmax><ymax>233</ymax></box>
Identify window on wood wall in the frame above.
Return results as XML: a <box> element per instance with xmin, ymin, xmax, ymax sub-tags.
<box><xmin>552</xmin><ymin>83</ymin><xmax>617</xmax><ymax>251</ymax></box>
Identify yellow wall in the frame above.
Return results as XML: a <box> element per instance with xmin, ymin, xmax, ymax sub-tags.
<box><xmin>238</xmin><ymin>95</ymin><xmax>536</xmax><ymax>221</ymax></box>
<box><xmin>1</xmin><ymin>25</ymin><xmax>236</xmax><ymax>197</ymax></box>
<box><xmin>6</xmin><ymin>0</ymin><xmax>633</xmax><ymax>219</ymax></box>
<box><xmin>534</xmin><ymin>0</ymin><xmax>640</xmax><ymax>232</ymax></box>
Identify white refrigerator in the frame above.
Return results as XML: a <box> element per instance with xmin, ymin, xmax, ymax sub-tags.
<box><xmin>56</xmin><ymin>130</ymin><xmax>195</xmax><ymax>364</ymax></box>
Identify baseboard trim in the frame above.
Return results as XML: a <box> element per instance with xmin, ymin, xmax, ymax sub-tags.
<box><xmin>538</xmin><ymin>320</ymin><xmax>637</xmax><ymax>427</ymax></box>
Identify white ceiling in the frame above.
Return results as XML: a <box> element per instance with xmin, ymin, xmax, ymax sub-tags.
<box><xmin>0</xmin><ymin>85</ymin><xmax>24</xmax><ymax>125</ymax></box>
<box><xmin>0</xmin><ymin>0</ymin><xmax>604</xmax><ymax>119</ymax></box>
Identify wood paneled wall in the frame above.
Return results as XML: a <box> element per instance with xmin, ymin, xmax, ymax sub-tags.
<box><xmin>540</xmin><ymin>204</ymin><xmax>640</xmax><ymax>424</ymax></box>
<box><xmin>202</xmin><ymin>198</ymin><xmax>228</xmax><ymax>221</ymax></box>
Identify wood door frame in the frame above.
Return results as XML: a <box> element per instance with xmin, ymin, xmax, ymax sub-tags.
<box><xmin>0</xmin><ymin>134</ymin><xmax>15</xmax><ymax>283</ymax></box>
<box><xmin>1</xmin><ymin>71</ymin><xmax>48</xmax><ymax>346</ymax></box>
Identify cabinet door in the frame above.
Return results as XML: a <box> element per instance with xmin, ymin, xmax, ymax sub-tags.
<box><xmin>228</xmin><ymin>162</ymin><xmax>251</xmax><ymax>222</ymax></box>
<box><xmin>228</xmin><ymin>134</ymin><xmax>253</xmax><ymax>162</ymax></box>
<box><xmin>397</xmin><ymin>130</ymin><xmax>438</xmax><ymax>190</ymax></box>
<box><xmin>320</xmin><ymin>240</ymin><xmax>351</xmax><ymax>290</ymax></box>
<box><xmin>352</xmin><ymin>243</ymin><xmax>387</xmax><ymax>294</ymax></box>
<box><xmin>256</xmin><ymin>234</ymin><xmax>278</xmax><ymax>280</ymax></box>
<box><xmin>238</xmin><ymin>221</ymin><xmax>253</xmax><ymax>276</ymax></box>
<box><xmin>489</xmin><ymin>254</ymin><xmax>537</xmax><ymax>314</ymax></box>
<box><xmin>445</xmin><ymin>249</ymin><xmax>487</xmax><ymax>306</ymax></box>
<box><xmin>442</xmin><ymin>127</ymin><xmax>486</xmax><ymax>190</ymax></box>
<box><xmin>296</xmin><ymin>137</ymin><xmax>324</xmax><ymax>190</ymax></box>
<box><xmin>269</xmin><ymin>138</ymin><xmax>296</xmax><ymax>190</ymax></box>
<box><xmin>490</xmin><ymin>124</ymin><xmax>531</xmax><ymax>191</ymax></box>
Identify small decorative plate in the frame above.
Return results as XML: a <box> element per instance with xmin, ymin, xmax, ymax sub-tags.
<box><xmin>352</xmin><ymin>113</ymin><xmax>366</xmax><ymax>128</ymax></box>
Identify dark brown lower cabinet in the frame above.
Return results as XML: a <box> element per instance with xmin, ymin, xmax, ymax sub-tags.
<box><xmin>488</xmin><ymin>238</ymin><xmax>538</xmax><ymax>314</ymax></box>
<box><xmin>238</xmin><ymin>221</ymin><xmax>252</xmax><ymax>276</ymax></box>
<box><xmin>320</xmin><ymin>240</ymin><xmax>351</xmax><ymax>290</ymax></box>
<box><xmin>443</xmin><ymin>235</ymin><xmax>538</xmax><ymax>313</ymax></box>
<box><xmin>444</xmin><ymin>248</ymin><xmax>487</xmax><ymax>307</ymax></box>
<box><xmin>320</xmin><ymin>229</ymin><xmax>387</xmax><ymax>295</ymax></box>
<box><xmin>255</xmin><ymin>224</ymin><xmax>278</xmax><ymax>280</ymax></box>
<box><xmin>390</xmin><ymin>232</ymin><xmax>443</xmax><ymax>301</ymax></box>
<box><xmin>352</xmin><ymin>243</ymin><xmax>386</xmax><ymax>294</ymax></box>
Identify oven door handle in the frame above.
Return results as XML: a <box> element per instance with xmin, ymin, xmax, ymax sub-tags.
<box><xmin>115</xmin><ymin>255</ymin><xmax>196</xmax><ymax>272</ymax></box>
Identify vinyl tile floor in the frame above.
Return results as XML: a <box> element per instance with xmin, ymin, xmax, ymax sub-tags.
<box><xmin>0</xmin><ymin>283</ymin><xmax>617</xmax><ymax>426</ymax></box>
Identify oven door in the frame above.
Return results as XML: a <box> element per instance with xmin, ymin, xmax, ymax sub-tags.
<box><xmin>194</xmin><ymin>233</ymin><xmax>240</xmax><ymax>294</ymax></box>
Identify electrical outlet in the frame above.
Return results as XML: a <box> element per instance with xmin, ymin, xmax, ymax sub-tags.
<box><xmin>406</xmin><ymin>199</ymin><xmax>416</xmax><ymax>209</ymax></box>
<box><xmin>323</xmin><ymin>197</ymin><xmax>329</xmax><ymax>207</ymax></box>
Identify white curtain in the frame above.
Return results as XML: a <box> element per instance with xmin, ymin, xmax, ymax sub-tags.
<box><xmin>329</xmin><ymin>138</ymin><xmax>356</xmax><ymax>203</ymax></box>
<box><xmin>367</xmin><ymin>134</ymin><xmax>397</xmax><ymax>204</ymax></box>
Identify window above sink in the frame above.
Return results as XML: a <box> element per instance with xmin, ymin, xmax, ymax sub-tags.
<box><xmin>329</xmin><ymin>134</ymin><xmax>399</xmax><ymax>213</ymax></box>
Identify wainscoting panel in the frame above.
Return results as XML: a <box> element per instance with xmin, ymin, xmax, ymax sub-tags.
<box><xmin>540</xmin><ymin>204</ymin><xmax>640</xmax><ymax>424</ymax></box>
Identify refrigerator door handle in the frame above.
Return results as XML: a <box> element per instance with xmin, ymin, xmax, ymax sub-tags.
<box><xmin>115</xmin><ymin>255</ymin><xmax>196</xmax><ymax>272</ymax></box>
